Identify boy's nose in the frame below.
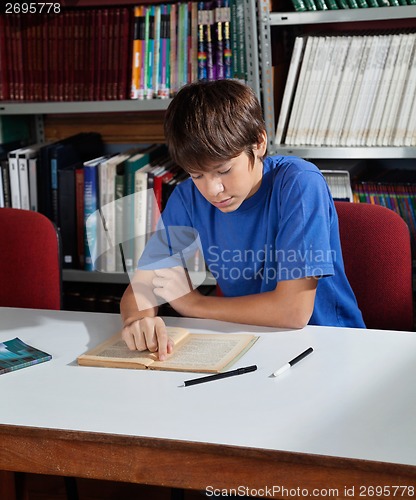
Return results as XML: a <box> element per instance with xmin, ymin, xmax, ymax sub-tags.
<box><xmin>206</xmin><ymin>180</ymin><xmax>224</xmax><ymax>197</ymax></box>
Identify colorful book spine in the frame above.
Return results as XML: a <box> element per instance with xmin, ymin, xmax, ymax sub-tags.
<box><xmin>159</xmin><ymin>4</ymin><xmax>171</xmax><ymax>98</ymax></box>
<box><xmin>215</xmin><ymin>0</ymin><xmax>225</xmax><ymax>79</ymax></box>
<box><xmin>205</xmin><ymin>2</ymin><xmax>215</xmax><ymax>80</ymax></box>
<box><xmin>170</xmin><ymin>3</ymin><xmax>178</xmax><ymax>95</ymax></box>
<box><xmin>197</xmin><ymin>2</ymin><xmax>208</xmax><ymax>80</ymax></box>
<box><xmin>223</xmin><ymin>0</ymin><xmax>232</xmax><ymax>78</ymax></box>
<box><xmin>130</xmin><ymin>6</ymin><xmax>143</xmax><ymax>99</ymax></box>
<box><xmin>144</xmin><ymin>5</ymin><xmax>155</xmax><ymax>99</ymax></box>
<box><xmin>152</xmin><ymin>4</ymin><xmax>162</xmax><ymax>97</ymax></box>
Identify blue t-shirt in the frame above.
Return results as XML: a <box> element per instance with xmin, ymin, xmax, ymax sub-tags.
<box><xmin>140</xmin><ymin>155</ymin><xmax>365</xmax><ymax>328</ymax></box>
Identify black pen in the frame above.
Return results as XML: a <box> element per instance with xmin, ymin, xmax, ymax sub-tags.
<box><xmin>272</xmin><ymin>347</ymin><xmax>314</xmax><ymax>377</ymax></box>
<box><xmin>182</xmin><ymin>365</ymin><xmax>257</xmax><ymax>387</ymax></box>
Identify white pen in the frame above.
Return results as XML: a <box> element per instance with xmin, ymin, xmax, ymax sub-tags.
<box><xmin>272</xmin><ymin>347</ymin><xmax>314</xmax><ymax>377</ymax></box>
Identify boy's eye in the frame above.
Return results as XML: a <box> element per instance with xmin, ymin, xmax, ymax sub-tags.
<box><xmin>191</xmin><ymin>174</ymin><xmax>203</xmax><ymax>180</ymax></box>
<box><xmin>218</xmin><ymin>167</ymin><xmax>231</xmax><ymax>175</ymax></box>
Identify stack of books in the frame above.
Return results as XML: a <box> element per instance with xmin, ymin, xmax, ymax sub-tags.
<box><xmin>275</xmin><ymin>31</ymin><xmax>416</xmax><ymax>147</ymax></box>
<box><xmin>0</xmin><ymin>1</ymin><xmax>247</xmax><ymax>102</ymax></box>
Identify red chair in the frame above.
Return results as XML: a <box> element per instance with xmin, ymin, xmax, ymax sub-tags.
<box><xmin>335</xmin><ymin>201</ymin><xmax>413</xmax><ymax>331</ymax></box>
<box><xmin>0</xmin><ymin>208</ymin><xmax>62</xmax><ymax>310</ymax></box>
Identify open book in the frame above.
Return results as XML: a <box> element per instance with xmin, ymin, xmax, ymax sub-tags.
<box><xmin>77</xmin><ymin>327</ymin><xmax>258</xmax><ymax>373</ymax></box>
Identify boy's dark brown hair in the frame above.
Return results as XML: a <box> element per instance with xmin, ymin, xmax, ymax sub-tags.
<box><xmin>164</xmin><ymin>79</ymin><xmax>267</xmax><ymax>174</ymax></box>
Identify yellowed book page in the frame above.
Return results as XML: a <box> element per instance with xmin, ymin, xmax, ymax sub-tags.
<box><xmin>77</xmin><ymin>327</ymin><xmax>189</xmax><ymax>369</ymax></box>
<box><xmin>151</xmin><ymin>333</ymin><xmax>258</xmax><ymax>373</ymax></box>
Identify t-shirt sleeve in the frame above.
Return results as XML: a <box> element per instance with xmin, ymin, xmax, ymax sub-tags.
<box><xmin>275</xmin><ymin>167</ymin><xmax>335</xmax><ymax>280</ymax></box>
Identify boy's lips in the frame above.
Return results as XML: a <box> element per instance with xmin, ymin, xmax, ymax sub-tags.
<box><xmin>211</xmin><ymin>197</ymin><xmax>233</xmax><ymax>208</ymax></box>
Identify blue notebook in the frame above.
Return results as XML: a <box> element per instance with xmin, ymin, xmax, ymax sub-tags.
<box><xmin>0</xmin><ymin>338</ymin><xmax>52</xmax><ymax>375</ymax></box>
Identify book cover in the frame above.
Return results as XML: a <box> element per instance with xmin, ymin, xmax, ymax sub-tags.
<box><xmin>7</xmin><ymin>148</ymin><xmax>22</xmax><ymax>209</ymax></box>
<box><xmin>0</xmin><ymin>159</ymin><xmax>11</xmax><ymax>208</ymax></box>
<box><xmin>144</xmin><ymin>5</ymin><xmax>155</xmax><ymax>99</ymax></box>
<box><xmin>131</xmin><ymin>6</ymin><xmax>143</xmax><ymax>99</ymax></box>
<box><xmin>222</xmin><ymin>0</ymin><xmax>232</xmax><ymax>78</ymax></box>
<box><xmin>0</xmin><ymin>163</ymin><xmax>4</xmax><ymax>207</ymax></box>
<box><xmin>152</xmin><ymin>4</ymin><xmax>162</xmax><ymax>98</ymax></box>
<box><xmin>58</xmin><ymin>164</ymin><xmax>79</xmax><ymax>269</ymax></box>
<box><xmin>0</xmin><ymin>338</ymin><xmax>52</xmax><ymax>375</ymax></box>
<box><xmin>77</xmin><ymin>327</ymin><xmax>258</xmax><ymax>374</ymax></box>
<box><xmin>84</xmin><ymin>155</ymin><xmax>107</xmax><ymax>271</ymax></box>
<box><xmin>75</xmin><ymin>166</ymin><xmax>85</xmax><ymax>269</ymax></box>
<box><xmin>17</xmin><ymin>145</ymin><xmax>42</xmax><ymax>211</ymax></box>
<box><xmin>275</xmin><ymin>36</ymin><xmax>305</xmax><ymax>145</ymax></box>
<box><xmin>170</xmin><ymin>3</ymin><xmax>178</xmax><ymax>95</ymax></box>
<box><xmin>158</xmin><ymin>4</ymin><xmax>171</xmax><ymax>98</ymax></box>
<box><xmin>0</xmin><ymin>116</ymin><xmax>31</xmax><ymax>144</ymax></box>
<box><xmin>118</xmin><ymin>7</ymin><xmax>131</xmax><ymax>100</ymax></box>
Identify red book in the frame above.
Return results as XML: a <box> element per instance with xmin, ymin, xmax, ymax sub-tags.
<box><xmin>118</xmin><ymin>7</ymin><xmax>130</xmax><ymax>100</ymax></box>
<box><xmin>0</xmin><ymin>15</ymin><xmax>8</xmax><ymax>100</ymax></box>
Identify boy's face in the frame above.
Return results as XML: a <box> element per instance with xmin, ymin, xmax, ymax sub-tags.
<box><xmin>189</xmin><ymin>151</ymin><xmax>263</xmax><ymax>213</ymax></box>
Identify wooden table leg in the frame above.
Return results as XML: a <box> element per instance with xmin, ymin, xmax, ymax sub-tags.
<box><xmin>0</xmin><ymin>471</ymin><xmax>16</xmax><ymax>500</ymax></box>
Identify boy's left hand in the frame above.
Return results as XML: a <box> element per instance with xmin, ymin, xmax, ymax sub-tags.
<box><xmin>152</xmin><ymin>266</ymin><xmax>201</xmax><ymax>316</ymax></box>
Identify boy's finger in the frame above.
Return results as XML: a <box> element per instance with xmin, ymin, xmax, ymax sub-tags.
<box><xmin>155</xmin><ymin>320</ymin><xmax>169</xmax><ymax>360</ymax></box>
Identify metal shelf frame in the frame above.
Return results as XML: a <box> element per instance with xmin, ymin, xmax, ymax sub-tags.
<box><xmin>270</xmin><ymin>5</ymin><xmax>416</xmax><ymax>27</ymax></box>
<box><xmin>274</xmin><ymin>146</ymin><xmax>416</xmax><ymax>159</ymax></box>
<box><xmin>258</xmin><ymin>4</ymin><xmax>416</xmax><ymax>156</ymax></box>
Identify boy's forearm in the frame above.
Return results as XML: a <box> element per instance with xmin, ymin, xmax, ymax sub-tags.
<box><xmin>120</xmin><ymin>284</ymin><xmax>158</xmax><ymax>327</ymax></box>
<box><xmin>120</xmin><ymin>270</ymin><xmax>160</xmax><ymax>327</ymax></box>
<box><xmin>188</xmin><ymin>280</ymin><xmax>317</xmax><ymax>329</ymax></box>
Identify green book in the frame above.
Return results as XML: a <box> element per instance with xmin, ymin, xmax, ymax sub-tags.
<box><xmin>388</xmin><ymin>0</ymin><xmax>400</xmax><ymax>5</ymax></box>
<box><xmin>397</xmin><ymin>0</ymin><xmax>407</xmax><ymax>5</ymax></box>
<box><xmin>356</xmin><ymin>0</ymin><xmax>369</xmax><ymax>6</ymax></box>
<box><xmin>290</xmin><ymin>0</ymin><xmax>308</xmax><ymax>10</ymax></box>
<box><xmin>335</xmin><ymin>0</ymin><xmax>350</xmax><ymax>8</ymax></box>
<box><xmin>0</xmin><ymin>116</ymin><xmax>31</xmax><ymax>144</ymax></box>
<box><xmin>376</xmin><ymin>0</ymin><xmax>390</xmax><ymax>5</ymax></box>
<box><xmin>304</xmin><ymin>0</ymin><xmax>318</xmax><ymax>9</ymax></box>
<box><xmin>366</xmin><ymin>0</ymin><xmax>379</xmax><ymax>7</ymax></box>
<box><xmin>326</xmin><ymin>0</ymin><xmax>340</xmax><ymax>9</ymax></box>
<box><xmin>315</xmin><ymin>0</ymin><xmax>329</xmax><ymax>9</ymax></box>
<box><xmin>346</xmin><ymin>0</ymin><xmax>359</xmax><ymax>7</ymax></box>
<box><xmin>0</xmin><ymin>338</ymin><xmax>51</xmax><ymax>375</ymax></box>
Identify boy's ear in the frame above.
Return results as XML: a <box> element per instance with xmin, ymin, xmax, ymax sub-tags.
<box><xmin>255</xmin><ymin>131</ymin><xmax>268</xmax><ymax>157</ymax></box>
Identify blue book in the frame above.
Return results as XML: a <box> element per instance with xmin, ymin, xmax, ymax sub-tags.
<box><xmin>84</xmin><ymin>155</ymin><xmax>107</xmax><ymax>272</ymax></box>
<box><xmin>0</xmin><ymin>338</ymin><xmax>51</xmax><ymax>375</ymax></box>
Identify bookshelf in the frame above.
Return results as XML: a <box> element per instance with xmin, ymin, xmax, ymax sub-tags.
<box><xmin>257</xmin><ymin>2</ymin><xmax>416</xmax><ymax>155</ymax></box>
<box><xmin>0</xmin><ymin>0</ymin><xmax>259</xmax><ymax>295</ymax></box>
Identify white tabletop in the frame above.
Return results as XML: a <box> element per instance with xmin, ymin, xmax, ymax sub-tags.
<box><xmin>1</xmin><ymin>307</ymin><xmax>415</xmax><ymax>467</ymax></box>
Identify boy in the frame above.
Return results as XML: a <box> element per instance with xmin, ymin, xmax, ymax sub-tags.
<box><xmin>120</xmin><ymin>79</ymin><xmax>365</xmax><ymax>360</ymax></box>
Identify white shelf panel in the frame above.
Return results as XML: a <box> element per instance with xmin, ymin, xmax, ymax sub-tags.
<box><xmin>269</xmin><ymin>5</ymin><xmax>416</xmax><ymax>26</ymax></box>
<box><xmin>273</xmin><ymin>146</ymin><xmax>416</xmax><ymax>159</ymax></box>
<box><xmin>0</xmin><ymin>99</ymin><xmax>171</xmax><ymax>115</ymax></box>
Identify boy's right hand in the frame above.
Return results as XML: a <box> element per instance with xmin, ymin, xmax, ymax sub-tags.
<box><xmin>121</xmin><ymin>316</ymin><xmax>173</xmax><ymax>361</ymax></box>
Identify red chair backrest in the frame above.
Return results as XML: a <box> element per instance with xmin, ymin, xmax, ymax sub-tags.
<box><xmin>335</xmin><ymin>201</ymin><xmax>413</xmax><ymax>331</ymax></box>
<box><xmin>0</xmin><ymin>208</ymin><xmax>61</xmax><ymax>310</ymax></box>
